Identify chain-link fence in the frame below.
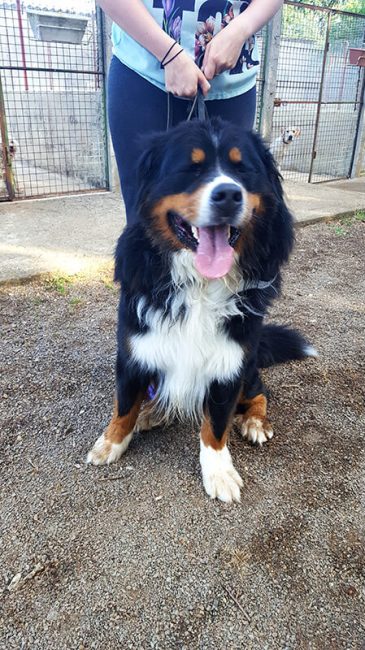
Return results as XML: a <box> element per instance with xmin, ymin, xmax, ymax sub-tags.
<box><xmin>265</xmin><ymin>1</ymin><xmax>365</xmax><ymax>183</ymax></box>
<box><xmin>0</xmin><ymin>1</ymin><xmax>108</xmax><ymax>200</ymax></box>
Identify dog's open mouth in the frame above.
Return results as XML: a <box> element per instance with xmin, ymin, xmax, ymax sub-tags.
<box><xmin>168</xmin><ymin>211</ymin><xmax>240</xmax><ymax>280</ymax></box>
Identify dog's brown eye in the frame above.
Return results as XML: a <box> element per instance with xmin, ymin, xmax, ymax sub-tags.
<box><xmin>189</xmin><ymin>161</ymin><xmax>203</xmax><ymax>177</ymax></box>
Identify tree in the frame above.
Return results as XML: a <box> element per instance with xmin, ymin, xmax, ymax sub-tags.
<box><xmin>295</xmin><ymin>0</ymin><xmax>365</xmax><ymax>13</ymax></box>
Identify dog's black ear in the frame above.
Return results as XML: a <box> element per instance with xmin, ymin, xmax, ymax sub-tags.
<box><xmin>252</xmin><ymin>139</ymin><xmax>294</xmax><ymax>271</ymax></box>
<box><xmin>135</xmin><ymin>133</ymin><xmax>166</xmax><ymax>210</ymax></box>
<box><xmin>263</xmin><ymin>144</ymin><xmax>284</xmax><ymax>201</ymax></box>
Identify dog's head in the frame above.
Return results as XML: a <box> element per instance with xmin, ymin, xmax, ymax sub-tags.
<box><xmin>135</xmin><ymin>119</ymin><xmax>292</xmax><ymax>280</ymax></box>
<box><xmin>282</xmin><ymin>127</ymin><xmax>301</xmax><ymax>144</ymax></box>
<box><xmin>8</xmin><ymin>138</ymin><xmax>18</xmax><ymax>159</ymax></box>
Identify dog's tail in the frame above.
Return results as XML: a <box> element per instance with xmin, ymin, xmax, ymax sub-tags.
<box><xmin>257</xmin><ymin>324</ymin><xmax>317</xmax><ymax>369</ymax></box>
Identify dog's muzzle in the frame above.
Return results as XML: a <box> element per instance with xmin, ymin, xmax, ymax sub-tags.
<box><xmin>210</xmin><ymin>183</ymin><xmax>243</xmax><ymax>221</ymax></box>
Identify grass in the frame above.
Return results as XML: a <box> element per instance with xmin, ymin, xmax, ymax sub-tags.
<box><xmin>45</xmin><ymin>275</ymin><xmax>73</xmax><ymax>295</ymax></box>
<box><xmin>354</xmin><ymin>210</ymin><xmax>365</xmax><ymax>223</ymax></box>
<box><xmin>101</xmin><ymin>279</ymin><xmax>116</xmax><ymax>291</ymax></box>
<box><xmin>69</xmin><ymin>297</ymin><xmax>83</xmax><ymax>307</ymax></box>
<box><xmin>331</xmin><ymin>211</ymin><xmax>365</xmax><ymax>236</ymax></box>
<box><xmin>42</xmin><ymin>265</ymin><xmax>116</xmax><ymax>298</ymax></box>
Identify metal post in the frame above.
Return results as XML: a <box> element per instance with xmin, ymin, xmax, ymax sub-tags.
<box><xmin>16</xmin><ymin>0</ymin><xmax>29</xmax><ymax>91</ymax></box>
<box><xmin>260</xmin><ymin>7</ymin><xmax>282</xmax><ymax>140</ymax></box>
<box><xmin>0</xmin><ymin>72</ymin><xmax>15</xmax><ymax>200</ymax></box>
<box><xmin>350</xmin><ymin>69</ymin><xmax>365</xmax><ymax>178</ymax></box>
<box><xmin>308</xmin><ymin>11</ymin><xmax>331</xmax><ymax>183</ymax></box>
<box><xmin>96</xmin><ymin>7</ymin><xmax>111</xmax><ymax>191</ymax></box>
<box><xmin>98</xmin><ymin>9</ymin><xmax>120</xmax><ymax>193</ymax></box>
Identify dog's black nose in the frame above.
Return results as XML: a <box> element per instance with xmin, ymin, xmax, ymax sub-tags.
<box><xmin>288</xmin><ymin>135</ymin><xmax>293</xmax><ymax>141</ymax></box>
<box><xmin>211</xmin><ymin>183</ymin><xmax>243</xmax><ymax>210</ymax></box>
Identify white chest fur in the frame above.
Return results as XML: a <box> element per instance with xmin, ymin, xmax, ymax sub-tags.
<box><xmin>130</xmin><ymin>250</ymin><xmax>245</xmax><ymax>419</ymax></box>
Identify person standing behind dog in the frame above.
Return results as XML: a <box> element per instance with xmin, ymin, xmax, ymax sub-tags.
<box><xmin>97</xmin><ymin>0</ymin><xmax>284</xmax><ymax>225</ymax></box>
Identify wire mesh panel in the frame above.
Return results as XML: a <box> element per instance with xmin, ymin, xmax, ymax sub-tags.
<box><xmin>271</xmin><ymin>2</ymin><xmax>365</xmax><ymax>183</ymax></box>
<box><xmin>310</xmin><ymin>10</ymin><xmax>365</xmax><ymax>182</ymax></box>
<box><xmin>0</xmin><ymin>1</ymin><xmax>108</xmax><ymax>200</ymax></box>
<box><xmin>272</xmin><ymin>4</ymin><xmax>328</xmax><ymax>182</ymax></box>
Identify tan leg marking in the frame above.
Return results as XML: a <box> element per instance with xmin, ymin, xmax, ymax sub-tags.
<box><xmin>200</xmin><ymin>417</ymin><xmax>243</xmax><ymax>503</ymax></box>
<box><xmin>87</xmin><ymin>396</ymin><xmax>143</xmax><ymax>466</ymax></box>
<box><xmin>238</xmin><ymin>393</ymin><xmax>273</xmax><ymax>446</ymax></box>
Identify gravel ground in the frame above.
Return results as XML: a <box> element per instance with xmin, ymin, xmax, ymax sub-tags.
<box><xmin>1</xmin><ymin>219</ymin><xmax>364</xmax><ymax>650</ymax></box>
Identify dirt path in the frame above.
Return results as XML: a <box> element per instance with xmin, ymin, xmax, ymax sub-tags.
<box><xmin>1</xmin><ymin>219</ymin><xmax>364</xmax><ymax>650</ymax></box>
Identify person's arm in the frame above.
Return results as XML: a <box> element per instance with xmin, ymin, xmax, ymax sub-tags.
<box><xmin>97</xmin><ymin>0</ymin><xmax>210</xmax><ymax>97</ymax></box>
<box><xmin>203</xmin><ymin>0</ymin><xmax>284</xmax><ymax>80</ymax></box>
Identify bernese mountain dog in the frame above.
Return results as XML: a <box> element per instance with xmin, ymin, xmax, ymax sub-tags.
<box><xmin>87</xmin><ymin>118</ymin><xmax>316</xmax><ymax>503</ymax></box>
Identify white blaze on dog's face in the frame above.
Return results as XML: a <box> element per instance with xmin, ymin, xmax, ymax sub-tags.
<box><xmin>190</xmin><ymin>173</ymin><xmax>247</xmax><ymax>279</ymax></box>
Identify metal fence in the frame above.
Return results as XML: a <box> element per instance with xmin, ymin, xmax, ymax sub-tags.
<box><xmin>255</xmin><ymin>27</ymin><xmax>266</xmax><ymax>131</ymax></box>
<box><xmin>1</xmin><ymin>1</ymin><xmax>364</xmax><ymax>199</ymax></box>
<box><xmin>265</xmin><ymin>1</ymin><xmax>365</xmax><ymax>183</ymax></box>
<box><xmin>0</xmin><ymin>1</ymin><xmax>108</xmax><ymax>200</ymax></box>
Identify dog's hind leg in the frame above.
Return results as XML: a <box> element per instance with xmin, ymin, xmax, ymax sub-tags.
<box><xmin>237</xmin><ymin>392</ymin><xmax>273</xmax><ymax>446</ymax></box>
<box><xmin>87</xmin><ymin>357</ymin><xmax>147</xmax><ymax>466</ymax></box>
<box><xmin>200</xmin><ymin>378</ymin><xmax>243</xmax><ymax>503</ymax></box>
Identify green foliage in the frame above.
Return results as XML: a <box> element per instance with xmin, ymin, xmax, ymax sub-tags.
<box><xmin>330</xmin><ymin>212</ymin><xmax>365</xmax><ymax>235</ymax></box>
<box><xmin>283</xmin><ymin>1</ymin><xmax>365</xmax><ymax>46</ymax></box>
<box><xmin>69</xmin><ymin>296</ymin><xmax>83</xmax><ymax>306</ymax></box>
<box><xmin>45</xmin><ymin>275</ymin><xmax>72</xmax><ymax>295</ymax></box>
<box><xmin>295</xmin><ymin>0</ymin><xmax>364</xmax><ymax>12</ymax></box>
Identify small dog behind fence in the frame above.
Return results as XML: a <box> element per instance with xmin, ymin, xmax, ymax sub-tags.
<box><xmin>270</xmin><ymin>127</ymin><xmax>301</xmax><ymax>172</ymax></box>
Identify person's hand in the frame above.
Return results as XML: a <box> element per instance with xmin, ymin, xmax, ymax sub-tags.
<box><xmin>202</xmin><ymin>22</ymin><xmax>248</xmax><ymax>80</ymax></box>
<box><xmin>164</xmin><ymin>49</ymin><xmax>211</xmax><ymax>98</ymax></box>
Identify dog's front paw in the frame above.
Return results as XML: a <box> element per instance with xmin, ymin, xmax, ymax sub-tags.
<box><xmin>200</xmin><ymin>443</ymin><xmax>243</xmax><ymax>503</ymax></box>
<box><xmin>86</xmin><ymin>432</ymin><xmax>132</xmax><ymax>466</ymax></box>
<box><xmin>241</xmin><ymin>416</ymin><xmax>273</xmax><ymax>446</ymax></box>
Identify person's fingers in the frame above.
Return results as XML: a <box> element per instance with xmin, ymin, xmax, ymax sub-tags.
<box><xmin>203</xmin><ymin>57</ymin><xmax>216</xmax><ymax>81</ymax></box>
<box><xmin>198</xmin><ymin>71</ymin><xmax>211</xmax><ymax>96</ymax></box>
<box><xmin>202</xmin><ymin>42</ymin><xmax>210</xmax><ymax>70</ymax></box>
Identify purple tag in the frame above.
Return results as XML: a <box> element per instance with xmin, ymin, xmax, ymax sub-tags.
<box><xmin>147</xmin><ymin>384</ymin><xmax>157</xmax><ymax>401</ymax></box>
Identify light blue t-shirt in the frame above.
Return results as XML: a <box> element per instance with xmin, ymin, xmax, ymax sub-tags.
<box><xmin>112</xmin><ymin>0</ymin><xmax>260</xmax><ymax>101</ymax></box>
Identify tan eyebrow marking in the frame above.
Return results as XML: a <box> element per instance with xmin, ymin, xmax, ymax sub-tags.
<box><xmin>191</xmin><ymin>148</ymin><xmax>206</xmax><ymax>164</ymax></box>
<box><xmin>229</xmin><ymin>147</ymin><xmax>242</xmax><ymax>163</ymax></box>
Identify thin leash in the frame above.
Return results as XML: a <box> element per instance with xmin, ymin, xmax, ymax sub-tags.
<box><xmin>166</xmin><ymin>86</ymin><xmax>208</xmax><ymax>131</ymax></box>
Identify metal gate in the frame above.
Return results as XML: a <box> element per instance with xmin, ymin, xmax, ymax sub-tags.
<box><xmin>0</xmin><ymin>1</ymin><xmax>108</xmax><ymax>200</ymax></box>
<box><xmin>271</xmin><ymin>2</ymin><xmax>365</xmax><ymax>183</ymax></box>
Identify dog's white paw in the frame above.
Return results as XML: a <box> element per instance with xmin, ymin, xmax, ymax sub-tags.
<box><xmin>200</xmin><ymin>443</ymin><xmax>243</xmax><ymax>503</ymax></box>
<box><xmin>86</xmin><ymin>432</ymin><xmax>133</xmax><ymax>466</ymax></box>
<box><xmin>241</xmin><ymin>417</ymin><xmax>273</xmax><ymax>446</ymax></box>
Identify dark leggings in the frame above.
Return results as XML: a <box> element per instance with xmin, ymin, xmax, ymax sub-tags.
<box><xmin>108</xmin><ymin>56</ymin><xmax>256</xmax><ymax>225</ymax></box>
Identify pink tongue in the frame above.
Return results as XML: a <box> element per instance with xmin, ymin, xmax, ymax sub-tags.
<box><xmin>195</xmin><ymin>226</ymin><xmax>234</xmax><ymax>279</ymax></box>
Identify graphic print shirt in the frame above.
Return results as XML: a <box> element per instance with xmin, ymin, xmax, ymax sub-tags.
<box><xmin>111</xmin><ymin>0</ymin><xmax>260</xmax><ymax>100</ymax></box>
